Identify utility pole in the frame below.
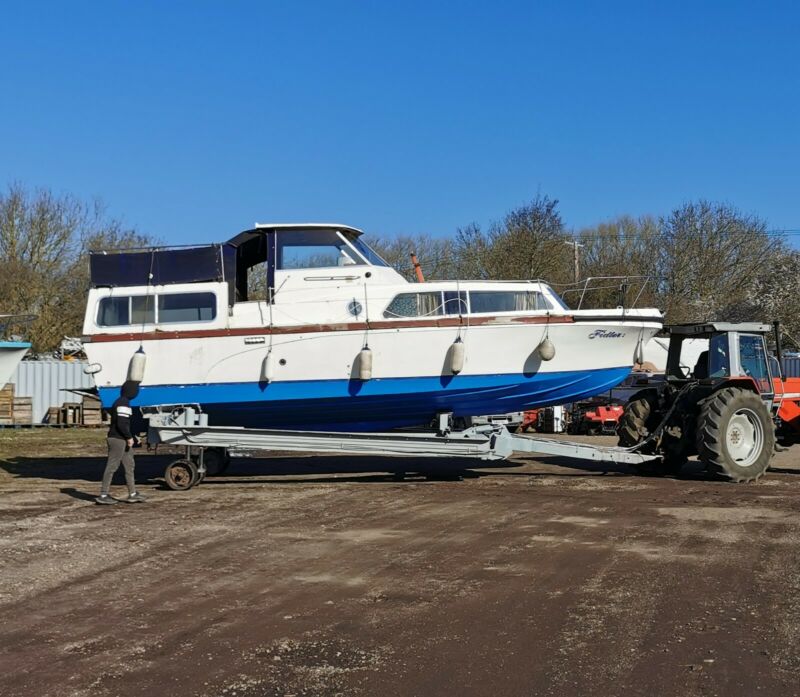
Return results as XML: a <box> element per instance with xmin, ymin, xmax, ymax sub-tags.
<box><xmin>564</xmin><ymin>239</ymin><xmax>584</xmax><ymax>283</ymax></box>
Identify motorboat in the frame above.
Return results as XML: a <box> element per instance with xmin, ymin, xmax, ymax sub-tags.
<box><xmin>0</xmin><ymin>316</ymin><xmax>32</xmax><ymax>389</ymax></box>
<box><xmin>82</xmin><ymin>224</ymin><xmax>663</xmax><ymax>431</ymax></box>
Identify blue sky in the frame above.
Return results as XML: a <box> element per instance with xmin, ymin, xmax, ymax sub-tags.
<box><xmin>1</xmin><ymin>1</ymin><xmax>798</xmax><ymax>244</ymax></box>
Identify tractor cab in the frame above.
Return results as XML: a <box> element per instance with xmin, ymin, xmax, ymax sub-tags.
<box><xmin>664</xmin><ymin>323</ymin><xmax>774</xmax><ymax>395</ymax></box>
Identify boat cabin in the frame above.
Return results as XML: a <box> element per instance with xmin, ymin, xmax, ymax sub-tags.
<box><xmin>84</xmin><ymin>223</ymin><xmax>569</xmax><ymax>335</ymax></box>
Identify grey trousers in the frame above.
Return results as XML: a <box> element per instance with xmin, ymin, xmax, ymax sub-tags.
<box><xmin>101</xmin><ymin>437</ymin><xmax>136</xmax><ymax>496</ymax></box>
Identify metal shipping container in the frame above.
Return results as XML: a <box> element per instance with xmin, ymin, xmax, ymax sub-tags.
<box><xmin>10</xmin><ymin>361</ymin><xmax>95</xmax><ymax>423</ymax></box>
<box><xmin>783</xmin><ymin>357</ymin><xmax>800</xmax><ymax>378</ymax></box>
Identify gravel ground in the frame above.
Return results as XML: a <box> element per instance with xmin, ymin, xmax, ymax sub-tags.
<box><xmin>0</xmin><ymin>428</ymin><xmax>799</xmax><ymax>696</ymax></box>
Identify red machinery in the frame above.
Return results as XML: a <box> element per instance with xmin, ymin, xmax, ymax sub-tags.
<box><xmin>571</xmin><ymin>404</ymin><xmax>624</xmax><ymax>436</ymax></box>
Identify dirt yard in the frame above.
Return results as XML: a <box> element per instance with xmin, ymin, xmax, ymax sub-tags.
<box><xmin>0</xmin><ymin>428</ymin><xmax>798</xmax><ymax>697</ymax></box>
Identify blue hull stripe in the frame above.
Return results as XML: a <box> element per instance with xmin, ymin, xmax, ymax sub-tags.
<box><xmin>100</xmin><ymin>367</ymin><xmax>631</xmax><ymax>432</ymax></box>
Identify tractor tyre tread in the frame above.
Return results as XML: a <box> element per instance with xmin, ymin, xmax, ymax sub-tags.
<box><xmin>617</xmin><ymin>393</ymin><xmax>657</xmax><ymax>448</ymax></box>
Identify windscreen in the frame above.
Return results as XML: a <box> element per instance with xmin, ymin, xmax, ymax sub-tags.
<box><xmin>345</xmin><ymin>234</ymin><xmax>390</xmax><ymax>267</ymax></box>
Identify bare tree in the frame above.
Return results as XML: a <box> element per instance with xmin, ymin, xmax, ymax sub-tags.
<box><xmin>743</xmin><ymin>247</ymin><xmax>800</xmax><ymax>347</ymax></box>
<box><xmin>366</xmin><ymin>233</ymin><xmax>458</xmax><ymax>281</ymax></box>
<box><xmin>452</xmin><ymin>195</ymin><xmax>573</xmax><ymax>283</ymax></box>
<box><xmin>577</xmin><ymin>204</ymin><xmax>779</xmax><ymax>320</ymax></box>
<box><xmin>0</xmin><ymin>183</ymin><xmax>155</xmax><ymax>352</ymax></box>
<box><xmin>577</xmin><ymin>215</ymin><xmax>661</xmax><ymax>308</ymax></box>
<box><xmin>655</xmin><ymin>201</ymin><xmax>778</xmax><ymax>323</ymax></box>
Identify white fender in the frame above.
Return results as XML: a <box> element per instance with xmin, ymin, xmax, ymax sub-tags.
<box><xmin>261</xmin><ymin>351</ymin><xmax>274</xmax><ymax>383</ymax></box>
<box><xmin>450</xmin><ymin>338</ymin><xmax>465</xmax><ymax>375</ymax></box>
<box><xmin>128</xmin><ymin>348</ymin><xmax>146</xmax><ymax>382</ymax></box>
<box><xmin>358</xmin><ymin>346</ymin><xmax>373</xmax><ymax>381</ymax></box>
<box><xmin>537</xmin><ymin>336</ymin><xmax>556</xmax><ymax>361</ymax></box>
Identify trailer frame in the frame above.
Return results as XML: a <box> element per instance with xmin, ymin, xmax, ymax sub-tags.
<box><xmin>144</xmin><ymin>405</ymin><xmax>662</xmax><ymax>490</ymax></box>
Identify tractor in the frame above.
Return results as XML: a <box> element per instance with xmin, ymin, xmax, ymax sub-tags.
<box><xmin>617</xmin><ymin>322</ymin><xmax>798</xmax><ymax>482</ymax></box>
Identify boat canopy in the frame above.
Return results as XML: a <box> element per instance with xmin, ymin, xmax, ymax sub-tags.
<box><xmin>89</xmin><ymin>224</ymin><xmax>385</xmax><ymax>304</ymax></box>
<box><xmin>89</xmin><ymin>245</ymin><xmax>232</xmax><ymax>288</ymax></box>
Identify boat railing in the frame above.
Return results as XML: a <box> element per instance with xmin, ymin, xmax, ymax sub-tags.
<box><xmin>554</xmin><ymin>276</ymin><xmax>652</xmax><ymax>310</ymax></box>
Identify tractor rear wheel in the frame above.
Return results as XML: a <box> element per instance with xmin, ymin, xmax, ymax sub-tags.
<box><xmin>617</xmin><ymin>392</ymin><xmax>658</xmax><ymax>447</ymax></box>
<box><xmin>696</xmin><ymin>387</ymin><xmax>774</xmax><ymax>483</ymax></box>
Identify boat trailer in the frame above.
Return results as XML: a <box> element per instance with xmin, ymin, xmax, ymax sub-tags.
<box><xmin>145</xmin><ymin>405</ymin><xmax>662</xmax><ymax>491</ymax></box>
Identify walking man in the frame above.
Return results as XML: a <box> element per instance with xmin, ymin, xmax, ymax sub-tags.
<box><xmin>96</xmin><ymin>381</ymin><xmax>147</xmax><ymax>504</ymax></box>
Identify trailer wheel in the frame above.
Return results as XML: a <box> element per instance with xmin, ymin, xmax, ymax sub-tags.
<box><xmin>165</xmin><ymin>459</ymin><xmax>198</xmax><ymax>491</ymax></box>
<box><xmin>203</xmin><ymin>448</ymin><xmax>229</xmax><ymax>476</ymax></box>
<box><xmin>617</xmin><ymin>392</ymin><xmax>658</xmax><ymax>447</ymax></box>
<box><xmin>696</xmin><ymin>388</ymin><xmax>774</xmax><ymax>483</ymax></box>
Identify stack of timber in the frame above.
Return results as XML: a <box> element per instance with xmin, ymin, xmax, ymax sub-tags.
<box><xmin>81</xmin><ymin>395</ymin><xmax>105</xmax><ymax>426</ymax></box>
<box><xmin>12</xmin><ymin>397</ymin><xmax>33</xmax><ymax>425</ymax></box>
<box><xmin>0</xmin><ymin>386</ymin><xmax>33</xmax><ymax>425</ymax></box>
<box><xmin>0</xmin><ymin>385</ymin><xmax>13</xmax><ymax>425</ymax></box>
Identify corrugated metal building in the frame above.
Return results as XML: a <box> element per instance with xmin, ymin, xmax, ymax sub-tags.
<box><xmin>783</xmin><ymin>357</ymin><xmax>800</xmax><ymax>378</ymax></box>
<box><xmin>10</xmin><ymin>361</ymin><xmax>95</xmax><ymax>423</ymax></box>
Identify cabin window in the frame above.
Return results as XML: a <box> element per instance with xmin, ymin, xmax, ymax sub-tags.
<box><xmin>383</xmin><ymin>292</ymin><xmax>443</xmax><ymax>318</ymax></box>
<box><xmin>131</xmin><ymin>297</ymin><xmax>156</xmax><ymax>324</ymax></box>
<box><xmin>158</xmin><ymin>293</ymin><xmax>217</xmax><ymax>323</ymax></box>
<box><xmin>468</xmin><ymin>290</ymin><xmax>552</xmax><ymax>314</ymax></box>
<box><xmin>98</xmin><ymin>296</ymin><xmax>154</xmax><ymax>327</ymax></box>
<box><xmin>97</xmin><ymin>292</ymin><xmax>215</xmax><ymax>326</ymax></box>
<box><xmin>443</xmin><ymin>291</ymin><xmax>468</xmax><ymax>315</ymax></box>
<box><xmin>276</xmin><ymin>230</ymin><xmax>365</xmax><ymax>270</ymax></box>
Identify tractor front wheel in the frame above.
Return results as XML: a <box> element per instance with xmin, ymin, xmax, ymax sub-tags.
<box><xmin>617</xmin><ymin>392</ymin><xmax>658</xmax><ymax>447</ymax></box>
<box><xmin>696</xmin><ymin>388</ymin><xmax>774</xmax><ymax>483</ymax></box>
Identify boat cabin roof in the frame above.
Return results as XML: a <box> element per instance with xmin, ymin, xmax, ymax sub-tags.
<box><xmin>225</xmin><ymin>223</ymin><xmax>363</xmax><ymax>252</ymax></box>
<box><xmin>253</xmin><ymin>223</ymin><xmax>363</xmax><ymax>235</ymax></box>
<box><xmin>88</xmin><ymin>223</ymin><xmax>380</xmax><ymax>301</ymax></box>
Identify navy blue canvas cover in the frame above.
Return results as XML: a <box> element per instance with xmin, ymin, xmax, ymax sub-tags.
<box><xmin>90</xmin><ymin>246</ymin><xmax>225</xmax><ymax>287</ymax></box>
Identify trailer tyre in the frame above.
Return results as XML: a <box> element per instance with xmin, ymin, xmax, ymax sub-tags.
<box><xmin>696</xmin><ymin>388</ymin><xmax>774</xmax><ymax>483</ymax></box>
<box><xmin>165</xmin><ymin>459</ymin><xmax>198</xmax><ymax>491</ymax></box>
<box><xmin>203</xmin><ymin>448</ymin><xmax>230</xmax><ymax>476</ymax></box>
<box><xmin>617</xmin><ymin>392</ymin><xmax>658</xmax><ymax>447</ymax></box>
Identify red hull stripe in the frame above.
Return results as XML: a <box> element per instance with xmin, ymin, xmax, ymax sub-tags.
<box><xmin>85</xmin><ymin>314</ymin><xmax>576</xmax><ymax>343</ymax></box>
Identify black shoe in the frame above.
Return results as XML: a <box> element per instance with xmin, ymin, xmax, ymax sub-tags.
<box><xmin>124</xmin><ymin>492</ymin><xmax>147</xmax><ymax>503</ymax></box>
<box><xmin>95</xmin><ymin>495</ymin><xmax>119</xmax><ymax>505</ymax></box>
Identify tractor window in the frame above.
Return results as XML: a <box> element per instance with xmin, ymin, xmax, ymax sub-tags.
<box><xmin>708</xmin><ymin>334</ymin><xmax>730</xmax><ymax>378</ymax></box>
<box><xmin>739</xmin><ymin>334</ymin><xmax>772</xmax><ymax>393</ymax></box>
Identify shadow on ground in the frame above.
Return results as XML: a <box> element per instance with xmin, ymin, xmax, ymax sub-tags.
<box><xmin>0</xmin><ymin>447</ymin><xmax>743</xmax><ymax>494</ymax></box>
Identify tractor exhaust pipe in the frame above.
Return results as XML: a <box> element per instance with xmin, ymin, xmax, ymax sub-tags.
<box><xmin>774</xmin><ymin>320</ymin><xmax>785</xmax><ymax>382</ymax></box>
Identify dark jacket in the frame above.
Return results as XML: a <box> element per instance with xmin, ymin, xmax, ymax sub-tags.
<box><xmin>108</xmin><ymin>397</ymin><xmax>133</xmax><ymax>440</ymax></box>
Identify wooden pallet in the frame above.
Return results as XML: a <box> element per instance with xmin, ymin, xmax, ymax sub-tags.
<box><xmin>82</xmin><ymin>395</ymin><xmax>105</xmax><ymax>426</ymax></box>
<box><xmin>12</xmin><ymin>397</ymin><xmax>32</xmax><ymax>425</ymax></box>
<box><xmin>0</xmin><ymin>384</ymin><xmax>13</xmax><ymax>424</ymax></box>
<box><xmin>60</xmin><ymin>402</ymin><xmax>82</xmax><ymax>426</ymax></box>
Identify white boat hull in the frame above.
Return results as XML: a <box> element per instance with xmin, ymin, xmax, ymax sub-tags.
<box><xmin>0</xmin><ymin>342</ymin><xmax>30</xmax><ymax>390</ymax></box>
<box><xmin>87</xmin><ymin>316</ymin><xmax>660</xmax><ymax>431</ymax></box>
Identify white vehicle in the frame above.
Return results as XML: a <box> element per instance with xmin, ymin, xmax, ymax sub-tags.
<box><xmin>82</xmin><ymin>224</ymin><xmax>663</xmax><ymax>431</ymax></box>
